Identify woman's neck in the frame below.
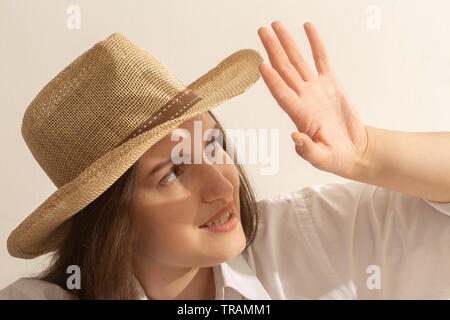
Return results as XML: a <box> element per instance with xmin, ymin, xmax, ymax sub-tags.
<box><xmin>135</xmin><ymin>263</ymin><xmax>216</xmax><ymax>300</ymax></box>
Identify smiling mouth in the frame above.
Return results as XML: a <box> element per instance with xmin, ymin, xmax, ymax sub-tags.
<box><xmin>198</xmin><ymin>201</ymin><xmax>234</xmax><ymax>228</ymax></box>
<box><xmin>199</xmin><ymin>209</ymin><xmax>232</xmax><ymax>228</ymax></box>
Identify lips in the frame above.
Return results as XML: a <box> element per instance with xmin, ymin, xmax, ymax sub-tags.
<box><xmin>199</xmin><ymin>200</ymin><xmax>234</xmax><ymax>227</ymax></box>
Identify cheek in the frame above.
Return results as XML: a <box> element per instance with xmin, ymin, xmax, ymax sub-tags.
<box><xmin>220</xmin><ymin>165</ymin><xmax>241</xmax><ymax>223</ymax></box>
<box><xmin>135</xmin><ymin>211</ymin><xmax>202</xmax><ymax>262</ymax></box>
<box><xmin>223</xmin><ymin>150</ymin><xmax>240</xmax><ymax>184</ymax></box>
<box><xmin>133</xmin><ymin>195</ymin><xmax>199</xmax><ymax>248</ymax></box>
<box><xmin>228</xmin><ymin>165</ymin><xmax>240</xmax><ymax>203</ymax></box>
<box><xmin>135</xmin><ymin>202</ymin><xmax>193</xmax><ymax>236</ymax></box>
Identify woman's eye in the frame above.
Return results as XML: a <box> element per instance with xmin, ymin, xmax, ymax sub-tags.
<box><xmin>159</xmin><ymin>164</ymin><xmax>184</xmax><ymax>186</ymax></box>
<box><xmin>209</xmin><ymin>133</ymin><xmax>223</xmax><ymax>148</ymax></box>
<box><xmin>158</xmin><ymin>133</ymin><xmax>223</xmax><ymax>187</ymax></box>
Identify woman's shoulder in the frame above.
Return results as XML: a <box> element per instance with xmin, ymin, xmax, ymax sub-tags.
<box><xmin>0</xmin><ymin>277</ymin><xmax>78</xmax><ymax>300</ymax></box>
<box><xmin>255</xmin><ymin>181</ymin><xmax>366</xmax><ymax>215</ymax></box>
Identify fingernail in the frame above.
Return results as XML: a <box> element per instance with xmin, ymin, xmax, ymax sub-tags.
<box><xmin>295</xmin><ymin>139</ymin><xmax>303</xmax><ymax>147</ymax></box>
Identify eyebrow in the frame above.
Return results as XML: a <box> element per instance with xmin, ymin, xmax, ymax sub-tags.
<box><xmin>147</xmin><ymin>123</ymin><xmax>221</xmax><ymax>179</ymax></box>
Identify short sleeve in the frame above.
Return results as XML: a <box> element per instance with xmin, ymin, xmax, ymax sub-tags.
<box><xmin>0</xmin><ymin>277</ymin><xmax>78</xmax><ymax>300</ymax></box>
<box><xmin>300</xmin><ymin>181</ymin><xmax>450</xmax><ymax>299</ymax></box>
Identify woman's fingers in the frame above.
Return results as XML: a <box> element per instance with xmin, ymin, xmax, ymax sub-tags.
<box><xmin>270</xmin><ymin>21</ymin><xmax>316</xmax><ymax>82</ymax></box>
<box><xmin>259</xmin><ymin>62</ymin><xmax>303</xmax><ymax>129</ymax></box>
<box><xmin>257</xmin><ymin>26</ymin><xmax>305</xmax><ymax>96</ymax></box>
<box><xmin>303</xmin><ymin>22</ymin><xmax>333</xmax><ymax>75</ymax></box>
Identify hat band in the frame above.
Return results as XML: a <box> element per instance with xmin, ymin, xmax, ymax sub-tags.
<box><xmin>117</xmin><ymin>88</ymin><xmax>203</xmax><ymax>147</ymax></box>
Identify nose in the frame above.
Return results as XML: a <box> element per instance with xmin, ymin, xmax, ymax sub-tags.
<box><xmin>200</xmin><ymin>157</ymin><xmax>234</xmax><ymax>204</ymax></box>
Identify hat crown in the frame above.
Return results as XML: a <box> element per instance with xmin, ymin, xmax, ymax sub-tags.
<box><xmin>21</xmin><ymin>33</ymin><xmax>186</xmax><ymax>188</ymax></box>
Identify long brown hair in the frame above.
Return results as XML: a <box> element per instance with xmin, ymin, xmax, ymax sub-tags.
<box><xmin>33</xmin><ymin>110</ymin><xmax>260</xmax><ymax>299</ymax></box>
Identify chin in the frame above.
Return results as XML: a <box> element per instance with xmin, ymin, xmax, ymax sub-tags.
<box><xmin>204</xmin><ymin>233</ymin><xmax>246</xmax><ymax>266</ymax></box>
<box><xmin>219</xmin><ymin>231</ymin><xmax>247</xmax><ymax>262</ymax></box>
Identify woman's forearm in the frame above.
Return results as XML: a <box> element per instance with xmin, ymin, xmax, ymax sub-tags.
<box><xmin>348</xmin><ymin>125</ymin><xmax>450</xmax><ymax>202</ymax></box>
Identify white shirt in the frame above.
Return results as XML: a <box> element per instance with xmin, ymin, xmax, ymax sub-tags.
<box><xmin>1</xmin><ymin>181</ymin><xmax>450</xmax><ymax>300</ymax></box>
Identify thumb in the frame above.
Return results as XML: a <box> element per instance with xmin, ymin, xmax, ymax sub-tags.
<box><xmin>290</xmin><ymin>131</ymin><xmax>315</xmax><ymax>159</ymax></box>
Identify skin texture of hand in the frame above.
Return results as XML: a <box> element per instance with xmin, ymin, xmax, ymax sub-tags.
<box><xmin>257</xmin><ymin>21</ymin><xmax>368</xmax><ymax>178</ymax></box>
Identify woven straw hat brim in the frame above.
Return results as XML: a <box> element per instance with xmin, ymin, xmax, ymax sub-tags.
<box><xmin>7</xmin><ymin>48</ymin><xmax>263</xmax><ymax>259</ymax></box>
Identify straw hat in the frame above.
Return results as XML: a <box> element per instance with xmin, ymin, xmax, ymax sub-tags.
<box><xmin>7</xmin><ymin>32</ymin><xmax>263</xmax><ymax>259</ymax></box>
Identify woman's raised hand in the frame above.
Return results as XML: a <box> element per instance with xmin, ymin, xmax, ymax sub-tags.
<box><xmin>257</xmin><ymin>21</ymin><xmax>368</xmax><ymax>178</ymax></box>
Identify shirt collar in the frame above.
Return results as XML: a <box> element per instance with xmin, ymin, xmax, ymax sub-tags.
<box><xmin>134</xmin><ymin>254</ymin><xmax>270</xmax><ymax>300</ymax></box>
<box><xmin>214</xmin><ymin>253</ymin><xmax>271</xmax><ymax>300</ymax></box>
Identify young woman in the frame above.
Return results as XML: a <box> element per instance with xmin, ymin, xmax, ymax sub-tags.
<box><xmin>1</xmin><ymin>21</ymin><xmax>450</xmax><ymax>300</ymax></box>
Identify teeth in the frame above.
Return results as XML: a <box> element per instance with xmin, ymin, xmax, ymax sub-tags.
<box><xmin>202</xmin><ymin>210</ymin><xmax>231</xmax><ymax>228</ymax></box>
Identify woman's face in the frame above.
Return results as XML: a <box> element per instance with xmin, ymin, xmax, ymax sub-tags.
<box><xmin>132</xmin><ymin>112</ymin><xmax>246</xmax><ymax>268</ymax></box>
